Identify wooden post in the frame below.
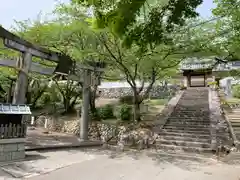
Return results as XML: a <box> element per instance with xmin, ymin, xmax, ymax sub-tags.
<box><xmin>7</xmin><ymin>79</ymin><xmax>14</xmax><ymax>103</ymax></box>
<box><xmin>80</xmin><ymin>69</ymin><xmax>91</xmax><ymax>141</ymax></box>
<box><xmin>12</xmin><ymin>52</ymin><xmax>32</xmax><ymax>104</ymax></box>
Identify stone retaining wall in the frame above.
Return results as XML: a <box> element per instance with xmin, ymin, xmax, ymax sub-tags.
<box><xmin>98</xmin><ymin>85</ymin><xmax>178</xmax><ymax>99</ymax></box>
<box><xmin>0</xmin><ymin>138</ymin><xmax>25</xmax><ymax>162</ymax></box>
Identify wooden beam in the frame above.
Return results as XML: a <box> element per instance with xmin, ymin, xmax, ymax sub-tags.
<box><xmin>0</xmin><ymin>26</ymin><xmax>59</xmax><ymax>62</ymax></box>
<box><xmin>4</xmin><ymin>38</ymin><xmax>59</xmax><ymax>62</ymax></box>
<box><xmin>0</xmin><ymin>58</ymin><xmax>55</xmax><ymax>75</ymax></box>
<box><xmin>76</xmin><ymin>63</ymin><xmax>104</xmax><ymax>72</ymax></box>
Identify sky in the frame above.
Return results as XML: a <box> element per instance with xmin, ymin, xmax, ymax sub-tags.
<box><xmin>0</xmin><ymin>0</ymin><xmax>216</xmax><ymax>30</ymax></box>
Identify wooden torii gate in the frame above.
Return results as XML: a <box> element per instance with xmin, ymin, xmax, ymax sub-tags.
<box><xmin>0</xmin><ymin>26</ymin><xmax>104</xmax><ymax>141</ymax></box>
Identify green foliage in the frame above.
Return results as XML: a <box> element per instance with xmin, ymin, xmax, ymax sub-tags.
<box><xmin>97</xmin><ymin>104</ymin><xmax>114</xmax><ymax>119</ymax></box>
<box><xmin>38</xmin><ymin>92</ymin><xmax>52</xmax><ymax>105</ymax></box>
<box><xmin>115</xmin><ymin>104</ymin><xmax>132</xmax><ymax>121</ymax></box>
<box><xmin>34</xmin><ymin>85</ymin><xmax>62</xmax><ymax>108</ymax></box>
<box><xmin>145</xmin><ymin>98</ymin><xmax>168</xmax><ymax>106</ymax></box>
<box><xmin>212</xmin><ymin>0</ymin><xmax>240</xmax><ymax>60</ymax></box>
<box><xmin>119</xmin><ymin>95</ymin><xmax>134</xmax><ymax>105</ymax></box>
<box><xmin>180</xmin><ymin>85</ymin><xmax>187</xmax><ymax>90</ymax></box>
<box><xmin>207</xmin><ymin>81</ymin><xmax>217</xmax><ymax>86</ymax></box>
<box><xmin>72</xmin><ymin>0</ymin><xmax>203</xmax><ymax>47</ymax></box>
<box><xmin>233</xmin><ymin>85</ymin><xmax>240</xmax><ymax>99</ymax></box>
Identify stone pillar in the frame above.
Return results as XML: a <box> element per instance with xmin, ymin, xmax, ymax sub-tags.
<box><xmin>225</xmin><ymin>79</ymin><xmax>232</xmax><ymax>99</ymax></box>
<box><xmin>80</xmin><ymin>69</ymin><xmax>91</xmax><ymax>141</ymax></box>
<box><xmin>13</xmin><ymin>53</ymin><xmax>32</xmax><ymax>104</ymax></box>
<box><xmin>183</xmin><ymin>76</ymin><xmax>190</xmax><ymax>87</ymax></box>
<box><xmin>187</xmin><ymin>75</ymin><xmax>191</xmax><ymax>87</ymax></box>
<box><xmin>212</xmin><ymin>75</ymin><xmax>216</xmax><ymax>89</ymax></box>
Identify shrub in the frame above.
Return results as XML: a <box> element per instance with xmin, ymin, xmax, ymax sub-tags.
<box><xmin>233</xmin><ymin>85</ymin><xmax>240</xmax><ymax>99</ymax></box>
<box><xmin>179</xmin><ymin>85</ymin><xmax>187</xmax><ymax>90</ymax></box>
<box><xmin>97</xmin><ymin>104</ymin><xmax>114</xmax><ymax>120</ymax></box>
<box><xmin>119</xmin><ymin>95</ymin><xmax>134</xmax><ymax>105</ymax></box>
<box><xmin>38</xmin><ymin>92</ymin><xmax>52</xmax><ymax>105</ymax></box>
<box><xmin>115</xmin><ymin>104</ymin><xmax>132</xmax><ymax>121</ymax></box>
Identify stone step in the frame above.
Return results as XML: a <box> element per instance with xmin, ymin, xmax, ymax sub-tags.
<box><xmin>161</xmin><ymin>128</ymin><xmax>210</xmax><ymax>134</ymax></box>
<box><xmin>227</xmin><ymin>116</ymin><xmax>240</xmax><ymax>120</ymax></box>
<box><xmin>158</xmin><ymin>131</ymin><xmax>211</xmax><ymax>138</ymax></box>
<box><xmin>163</xmin><ymin>126</ymin><xmax>210</xmax><ymax>131</ymax></box>
<box><xmin>157</xmin><ymin>139</ymin><xmax>211</xmax><ymax>148</ymax></box>
<box><xmin>155</xmin><ymin>144</ymin><xmax>213</xmax><ymax>153</ymax></box>
<box><xmin>168</xmin><ymin>117</ymin><xmax>209</xmax><ymax>121</ymax></box>
<box><xmin>164</xmin><ymin>124</ymin><xmax>210</xmax><ymax>129</ymax></box>
<box><xmin>166</xmin><ymin>123</ymin><xmax>211</xmax><ymax>127</ymax></box>
<box><xmin>229</xmin><ymin>119</ymin><xmax>240</xmax><ymax>122</ymax></box>
<box><xmin>168</xmin><ymin>116</ymin><xmax>209</xmax><ymax>119</ymax></box>
<box><xmin>170</xmin><ymin>114</ymin><xmax>209</xmax><ymax>117</ymax></box>
<box><xmin>231</xmin><ymin>127</ymin><xmax>240</xmax><ymax>131</ymax></box>
<box><xmin>158</xmin><ymin>135</ymin><xmax>210</xmax><ymax>143</ymax></box>
<box><xmin>171</xmin><ymin>111</ymin><xmax>209</xmax><ymax>113</ymax></box>
<box><xmin>166</xmin><ymin>119</ymin><xmax>210</xmax><ymax>123</ymax></box>
<box><xmin>232</xmin><ymin>130</ymin><xmax>240</xmax><ymax>134</ymax></box>
<box><xmin>226</xmin><ymin>111</ymin><xmax>240</xmax><ymax>114</ymax></box>
<box><xmin>166</xmin><ymin>120</ymin><xmax>210</xmax><ymax>125</ymax></box>
<box><xmin>229</xmin><ymin>122</ymin><xmax>240</xmax><ymax>126</ymax></box>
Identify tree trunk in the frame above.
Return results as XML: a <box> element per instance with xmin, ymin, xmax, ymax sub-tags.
<box><xmin>89</xmin><ymin>84</ymin><xmax>100</xmax><ymax>121</ymax></box>
<box><xmin>133</xmin><ymin>90</ymin><xmax>141</xmax><ymax>122</ymax></box>
<box><xmin>133</xmin><ymin>102</ymin><xmax>141</xmax><ymax>122</ymax></box>
<box><xmin>63</xmin><ymin>98</ymin><xmax>70</xmax><ymax>113</ymax></box>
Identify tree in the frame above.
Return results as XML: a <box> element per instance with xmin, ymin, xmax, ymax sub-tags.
<box><xmin>54</xmin><ymin>79</ymin><xmax>82</xmax><ymax>113</ymax></box>
<box><xmin>92</xmin><ymin>29</ymin><xmax>198</xmax><ymax>121</ymax></box>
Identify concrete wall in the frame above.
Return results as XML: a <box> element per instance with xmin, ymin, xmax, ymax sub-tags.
<box><xmin>0</xmin><ymin>138</ymin><xmax>25</xmax><ymax>162</ymax></box>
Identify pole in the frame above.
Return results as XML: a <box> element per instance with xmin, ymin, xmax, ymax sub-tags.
<box><xmin>12</xmin><ymin>52</ymin><xmax>32</xmax><ymax>104</ymax></box>
<box><xmin>80</xmin><ymin>69</ymin><xmax>91</xmax><ymax>141</ymax></box>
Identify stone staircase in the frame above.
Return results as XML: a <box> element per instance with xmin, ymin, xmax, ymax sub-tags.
<box><xmin>156</xmin><ymin>87</ymin><xmax>213</xmax><ymax>153</ymax></box>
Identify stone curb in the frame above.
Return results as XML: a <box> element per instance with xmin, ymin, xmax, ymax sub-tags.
<box><xmin>221</xmin><ymin>109</ymin><xmax>239</xmax><ymax>146</ymax></box>
<box><xmin>220</xmin><ymin>105</ymin><xmax>239</xmax><ymax>147</ymax></box>
<box><xmin>157</xmin><ymin>90</ymin><xmax>185</xmax><ymax>129</ymax></box>
<box><xmin>216</xmin><ymin>89</ymin><xmax>239</xmax><ymax>147</ymax></box>
<box><xmin>25</xmin><ymin>141</ymin><xmax>103</xmax><ymax>151</ymax></box>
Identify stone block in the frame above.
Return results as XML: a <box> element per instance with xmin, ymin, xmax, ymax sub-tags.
<box><xmin>11</xmin><ymin>151</ymin><xmax>25</xmax><ymax>160</ymax></box>
<box><xmin>0</xmin><ymin>152</ymin><xmax>12</xmax><ymax>162</ymax></box>
<box><xmin>0</xmin><ymin>145</ymin><xmax>4</xmax><ymax>152</ymax></box>
<box><xmin>17</xmin><ymin>143</ymin><xmax>25</xmax><ymax>151</ymax></box>
<box><xmin>0</xmin><ymin>152</ymin><xmax>6</xmax><ymax>162</ymax></box>
<box><xmin>3</xmin><ymin>144</ymin><xmax>18</xmax><ymax>152</ymax></box>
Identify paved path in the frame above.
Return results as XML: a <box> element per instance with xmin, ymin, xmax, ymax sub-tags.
<box><xmin>0</xmin><ymin>148</ymin><xmax>240</xmax><ymax>180</ymax></box>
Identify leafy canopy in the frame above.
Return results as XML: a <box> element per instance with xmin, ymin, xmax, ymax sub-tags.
<box><xmin>71</xmin><ymin>0</ymin><xmax>203</xmax><ymax>47</ymax></box>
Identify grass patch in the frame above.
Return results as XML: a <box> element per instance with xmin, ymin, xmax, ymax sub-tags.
<box><xmin>101</xmin><ymin>119</ymin><xmax>119</xmax><ymax>125</ymax></box>
<box><xmin>144</xmin><ymin>99</ymin><xmax>168</xmax><ymax>106</ymax></box>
